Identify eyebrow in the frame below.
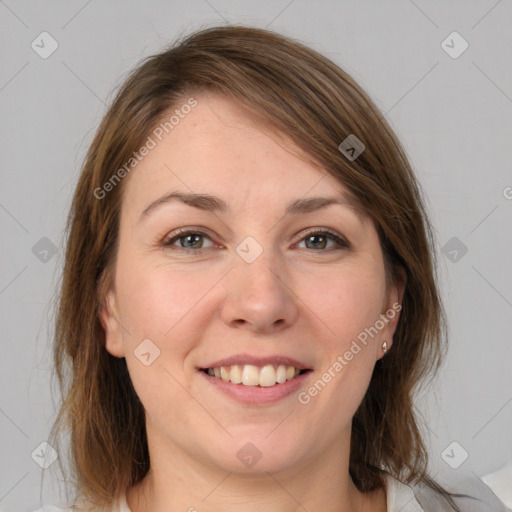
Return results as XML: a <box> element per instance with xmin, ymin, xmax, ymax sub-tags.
<box><xmin>138</xmin><ymin>191</ymin><xmax>366</xmax><ymax>223</ymax></box>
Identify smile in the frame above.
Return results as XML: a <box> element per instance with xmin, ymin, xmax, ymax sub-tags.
<box><xmin>202</xmin><ymin>364</ymin><xmax>308</xmax><ymax>387</ymax></box>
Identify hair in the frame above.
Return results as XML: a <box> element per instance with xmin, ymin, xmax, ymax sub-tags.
<box><xmin>48</xmin><ymin>24</ymin><xmax>472</xmax><ymax>511</ymax></box>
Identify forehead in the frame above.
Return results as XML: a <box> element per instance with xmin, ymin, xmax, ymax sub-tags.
<box><xmin>121</xmin><ymin>92</ymin><xmax>364</xmax><ymax>219</ymax></box>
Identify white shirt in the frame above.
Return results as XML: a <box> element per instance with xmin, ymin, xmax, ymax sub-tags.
<box><xmin>31</xmin><ymin>473</ymin><xmax>425</xmax><ymax>512</ymax></box>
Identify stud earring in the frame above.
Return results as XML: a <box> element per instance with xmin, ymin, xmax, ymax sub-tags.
<box><xmin>382</xmin><ymin>341</ymin><xmax>388</xmax><ymax>354</ymax></box>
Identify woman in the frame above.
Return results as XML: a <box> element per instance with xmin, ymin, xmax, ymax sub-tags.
<box><xmin>38</xmin><ymin>26</ymin><xmax>508</xmax><ymax>512</ymax></box>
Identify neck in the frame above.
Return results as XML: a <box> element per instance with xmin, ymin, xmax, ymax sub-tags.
<box><xmin>126</xmin><ymin>423</ymin><xmax>387</xmax><ymax>512</ymax></box>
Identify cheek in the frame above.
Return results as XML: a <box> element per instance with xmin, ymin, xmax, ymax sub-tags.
<box><xmin>298</xmin><ymin>262</ymin><xmax>384</xmax><ymax>409</ymax></box>
<box><xmin>116</xmin><ymin>259</ymin><xmax>216</xmax><ymax>341</ymax></box>
<box><xmin>113</xmin><ymin>263</ymin><xmax>211</xmax><ymax>416</ymax></box>
<box><xmin>309</xmin><ymin>263</ymin><xmax>386</xmax><ymax>347</ymax></box>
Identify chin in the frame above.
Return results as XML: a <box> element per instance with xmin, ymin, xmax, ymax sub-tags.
<box><xmin>208</xmin><ymin>432</ymin><xmax>307</xmax><ymax>474</ymax></box>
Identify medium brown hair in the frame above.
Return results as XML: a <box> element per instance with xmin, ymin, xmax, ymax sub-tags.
<box><xmin>49</xmin><ymin>25</ymin><xmax>468</xmax><ymax>511</ymax></box>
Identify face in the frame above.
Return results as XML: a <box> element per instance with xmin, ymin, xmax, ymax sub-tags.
<box><xmin>100</xmin><ymin>92</ymin><xmax>403</xmax><ymax>477</ymax></box>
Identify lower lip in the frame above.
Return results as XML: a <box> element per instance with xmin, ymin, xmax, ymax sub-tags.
<box><xmin>198</xmin><ymin>370</ymin><xmax>312</xmax><ymax>405</ymax></box>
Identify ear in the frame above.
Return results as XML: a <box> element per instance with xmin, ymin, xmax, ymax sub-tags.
<box><xmin>379</xmin><ymin>266</ymin><xmax>406</xmax><ymax>352</ymax></box>
<box><xmin>99</xmin><ymin>289</ymin><xmax>126</xmax><ymax>358</ymax></box>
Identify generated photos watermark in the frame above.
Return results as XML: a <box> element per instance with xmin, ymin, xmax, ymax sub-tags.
<box><xmin>297</xmin><ymin>303</ymin><xmax>402</xmax><ymax>405</ymax></box>
<box><xmin>93</xmin><ymin>97</ymin><xmax>198</xmax><ymax>200</ymax></box>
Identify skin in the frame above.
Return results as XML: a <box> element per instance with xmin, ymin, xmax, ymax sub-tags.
<box><xmin>100</xmin><ymin>92</ymin><xmax>405</xmax><ymax>512</ymax></box>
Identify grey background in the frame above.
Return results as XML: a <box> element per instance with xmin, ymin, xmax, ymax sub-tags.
<box><xmin>1</xmin><ymin>1</ymin><xmax>511</xmax><ymax>510</ymax></box>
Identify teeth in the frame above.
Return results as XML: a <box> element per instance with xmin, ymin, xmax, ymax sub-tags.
<box><xmin>259</xmin><ymin>365</ymin><xmax>276</xmax><ymax>387</ymax></box>
<box><xmin>229</xmin><ymin>364</ymin><xmax>242</xmax><ymax>384</ymax></box>
<box><xmin>242</xmin><ymin>364</ymin><xmax>260</xmax><ymax>386</ymax></box>
<box><xmin>276</xmin><ymin>365</ymin><xmax>287</xmax><ymax>384</ymax></box>
<box><xmin>206</xmin><ymin>364</ymin><xmax>303</xmax><ymax>387</ymax></box>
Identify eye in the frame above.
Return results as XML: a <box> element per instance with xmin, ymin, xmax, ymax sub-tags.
<box><xmin>295</xmin><ymin>229</ymin><xmax>349</xmax><ymax>251</ymax></box>
<box><xmin>161</xmin><ymin>228</ymin><xmax>349</xmax><ymax>254</ymax></box>
<box><xmin>162</xmin><ymin>229</ymin><xmax>215</xmax><ymax>252</ymax></box>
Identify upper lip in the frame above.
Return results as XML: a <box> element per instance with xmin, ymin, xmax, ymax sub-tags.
<box><xmin>200</xmin><ymin>353</ymin><xmax>311</xmax><ymax>370</ymax></box>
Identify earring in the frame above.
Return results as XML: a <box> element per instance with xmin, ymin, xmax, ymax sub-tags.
<box><xmin>382</xmin><ymin>341</ymin><xmax>388</xmax><ymax>354</ymax></box>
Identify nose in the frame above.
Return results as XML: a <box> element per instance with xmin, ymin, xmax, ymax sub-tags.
<box><xmin>220</xmin><ymin>248</ymin><xmax>299</xmax><ymax>334</ymax></box>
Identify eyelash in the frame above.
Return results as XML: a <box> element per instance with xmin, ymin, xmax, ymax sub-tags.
<box><xmin>161</xmin><ymin>228</ymin><xmax>350</xmax><ymax>254</ymax></box>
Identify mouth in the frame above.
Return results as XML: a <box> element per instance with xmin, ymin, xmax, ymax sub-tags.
<box><xmin>199</xmin><ymin>364</ymin><xmax>312</xmax><ymax>387</ymax></box>
<box><xmin>197</xmin><ymin>354</ymin><xmax>314</xmax><ymax>404</ymax></box>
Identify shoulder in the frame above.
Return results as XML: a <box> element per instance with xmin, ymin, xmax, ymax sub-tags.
<box><xmin>31</xmin><ymin>507</ymin><xmax>72</xmax><ymax>512</ymax></box>
<box><xmin>29</xmin><ymin>503</ymin><xmax>110</xmax><ymax>512</ymax></box>
<box><xmin>387</xmin><ymin>471</ymin><xmax>511</xmax><ymax>512</ymax></box>
<box><xmin>383</xmin><ymin>473</ymin><xmax>425</xmax><ymax>511</ymax></box>
<box><xmin>30</xmin><ymin>493</ymin><xmax>130</xmax><ymax>512</ymax></box>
